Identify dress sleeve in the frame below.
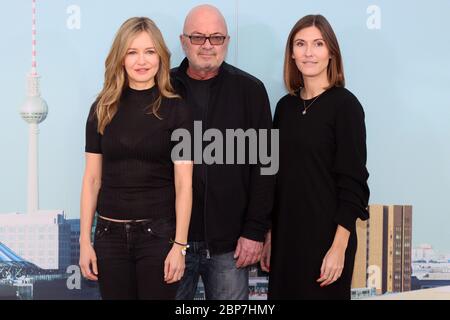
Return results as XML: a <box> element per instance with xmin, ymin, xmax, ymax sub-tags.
<box><xmin>169</xmin><ymin>98</ymin><xmax>194</xmax><ymax>162</ymax></box>
<box><xmin>333</xmin><ymin>93</ymin><xmax>370</xmax><ymax>233</ymax></box>
<box><xmin>85</xmin><ymin>102</ymin><xmax>102</xmax><ymax>154</ymax></box>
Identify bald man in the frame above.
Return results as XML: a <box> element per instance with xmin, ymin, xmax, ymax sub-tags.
<box><xmin>171</xmin><ymin>5</ymin><xmax>274</xmax><ymax>300</ymax></box>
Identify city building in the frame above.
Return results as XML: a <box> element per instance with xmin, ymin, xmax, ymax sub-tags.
<box><xmin>0</xmin><ymin>0</ymin><xmax>71</xmax><ymax>272</ymax></box>
<box><xmin>364</xmin><ymin>285</ymin><xmax>450</xmax><ymax>300</ymax></box>
<box><xmin>412</xmin><ymin>250</ymin><xmax>450</xmax><ymax>291</ymax></box>
<box><xmin>411</xmin><ymin>273</ymin><xmax>450</xmax><ymax>290</ymax></box>
<box><xmin>412</xmin><ymin>244</ymin><xmax>435</xmax><ymax>262</ymax></box>
<box><xmin>0</xmin><ymin>211</ymin><xmax>71</xmax><ymax>270</ymax></box>
<box><xmin>352</xmin><ymin>204</ymin><xmax>413</xmax><ymax>295</ymax></box>
<box><xmin>67</xmin><ymin>219</ymin><xmax>80</xmax><ymax>267</ymax></box>
<box><xmin>249</xmin><ymin>277</ymin><xmax>269</xmax><ymax>300</ymax></box>
<box><xmin>351</xmin><ymin>287</ymin><xmax>377</xmax><ymax>300</ymax></box>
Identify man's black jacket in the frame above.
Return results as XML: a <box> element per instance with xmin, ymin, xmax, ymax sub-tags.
<box><xmin>171</xmin><ymin>58</ymin><xmax>275</xmax><ymax>254</ymax></box>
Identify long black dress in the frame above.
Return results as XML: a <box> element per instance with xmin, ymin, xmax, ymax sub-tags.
<box><xmin>268</xmin><ymin>86</ymin><xmax>370</xmax><ymax>300</ymax></box>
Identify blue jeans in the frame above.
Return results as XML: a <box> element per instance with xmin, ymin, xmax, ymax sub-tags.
<box><xmin>176</xmin><ymin>241</ymin><xmax>249</xmax><ymax>300</ymax></box>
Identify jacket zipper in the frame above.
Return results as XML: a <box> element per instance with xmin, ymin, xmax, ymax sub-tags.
<box><xmin>203</xmin><ymin>83</ymin><xmax>212</xmax><ymax>260</ymax></box>
<box><xmin>204</xmin><ymin>168</ymin><xmax>211</xmax><ymax>260</ymax></box>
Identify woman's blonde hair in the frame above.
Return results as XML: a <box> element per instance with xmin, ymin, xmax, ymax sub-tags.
<box><xmin>95</xmin><ymin>17</ymin><xmax>178</xmax><ymax>134</ymax></box>
<box><xmin>284</xmin><ymin>15</ymin><xmax>345</xmax><ymax>95</ymax></box>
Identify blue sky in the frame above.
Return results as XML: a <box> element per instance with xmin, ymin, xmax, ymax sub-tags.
<box><xmin>1</xmin><ymin>0</ymin><xmax>449</xmax><ymax>251</ymax></box>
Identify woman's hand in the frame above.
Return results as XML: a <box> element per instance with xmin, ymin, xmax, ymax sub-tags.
<box><xmin>164</xmin><ymin>245</ymin><xmax>186</xmax><ymax>284</ymax></box>
<box><xmin>317</xmin><ymin>245</ymin><xmax>346</xmax><ymax>287</ymax></box>
<box><xmin>79</xmin><ymin>241</ymin><xmax>98</xmax><ymax>281</ymax></box>
<box><xmin>317</xmin><ymin>225</ymin><xmax>350</xmax><ymax>287</ymax></box>
<box><xmin>260</xmin><ymin>230</ymin><xmax>271</xmax><ymax>272</ymax></box>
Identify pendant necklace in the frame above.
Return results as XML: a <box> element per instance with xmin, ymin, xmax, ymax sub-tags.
<box><xmin>301</xmin><ymin>91</ymin><xmax>324</xmax><ymax>115</ymax></box>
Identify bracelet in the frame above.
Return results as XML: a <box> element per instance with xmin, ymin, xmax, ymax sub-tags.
<box><xmin>170</xmin><ymin>239</ymin><xmax>190</xmax><ymax>256</ymax></box>
<box><xmin>170</xmin><ymin>239</ymin><xmax>188</xmax><ymax>246</ymax></box>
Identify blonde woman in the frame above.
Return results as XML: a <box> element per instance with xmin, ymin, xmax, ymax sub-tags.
<box><xmin>79</xmin><ymin>17</ymin><xmax>193</xmax><ymax>300</ymax></box>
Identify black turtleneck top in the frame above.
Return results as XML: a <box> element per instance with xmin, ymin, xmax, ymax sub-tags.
<box><xmin>85</xmin><ymin>86</ymin><xmax>192</xmax><ymax>220</ymax></box>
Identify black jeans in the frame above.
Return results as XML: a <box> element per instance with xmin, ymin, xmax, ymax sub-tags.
<box><xmin>94</xmin><ymin>216</ymin><xmax>178</xmax><ymax>300</ymax></box>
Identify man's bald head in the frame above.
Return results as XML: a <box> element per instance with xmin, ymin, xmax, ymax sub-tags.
<box><xmin>180</xmin><ymin>4</ymin><xmax>230</xmax><ymax>78</ymax></box>
<box><xmin>183</xmin><ymin>4</ymin><xmax>228</xmax><ymax>35</ymax></box>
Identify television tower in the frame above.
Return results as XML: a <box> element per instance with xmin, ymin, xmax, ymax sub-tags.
<box><xmin>19</xmin><ymin>0</ymin><xmax>48</xmax><ymax>214</ymax></box>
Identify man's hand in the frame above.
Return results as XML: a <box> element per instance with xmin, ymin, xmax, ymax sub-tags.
<box><xmin>234</xmin><ymin>237</ymin><xmax>263</xmax><ymax>268</ymax></box>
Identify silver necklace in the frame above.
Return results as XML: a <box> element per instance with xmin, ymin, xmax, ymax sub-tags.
<box><xmin>301</xmin><ymin>91</ymin><xmax>324</xmax><ymax>115</ymax></box>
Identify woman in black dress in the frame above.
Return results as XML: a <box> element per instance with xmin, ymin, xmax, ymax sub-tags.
<box><xmin>261</xmin><ymin>15</ymin><xmax>370</xmax><ymax>299</ymax></box>
<box><xmin>79</xmin><ymin>17</ymin><xmax>193</xmax><ymax>299</ymax></box>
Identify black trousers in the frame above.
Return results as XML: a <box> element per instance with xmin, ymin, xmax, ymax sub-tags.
<box><xmin>94</xmin><ymin>216</ymin><xmax>178</xmax><ymax>300</ymax></box>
